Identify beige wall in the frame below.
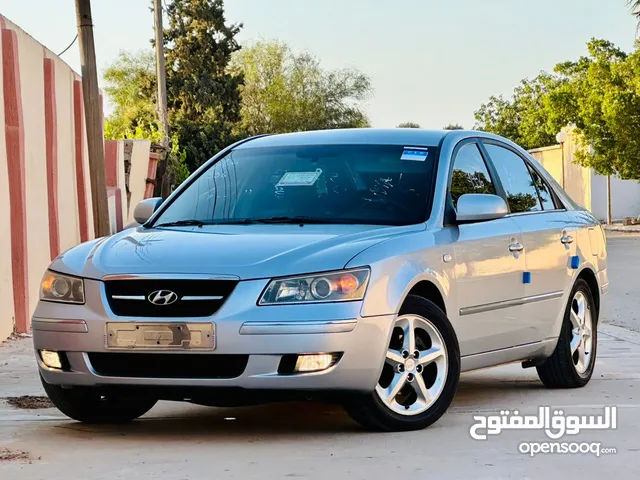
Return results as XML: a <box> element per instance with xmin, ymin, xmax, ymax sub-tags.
<box><xmin>529</xmin><ymin>128</ymin><xmax>591</xmax><ymax>211</ymax></box>
<box><xmin>562</xmin><ymin>130</ymin><xmax>591</xmax><ymax>211</ymax></box>
<box><xmin>115</xmin><ymin>141</ymin><xmax>127</xmax><ymax>229</ymax></box>
<box><xmin>52</xmin><ymin>55</ymin><xmax>81</xmax><ymax>253</ymax></box>
<box><xmin>529</xmin><ymin>145</ymin><xmax>563</xmax><ymax>184</ymax></box>
<box><xmin>528</xmin><ymin>127</ymin><xmax>640</xmax><ymax>220</ymax></box>
<box><xmin>15</xmin><ymin>24</ymin><xmax>51</xmax><ymax>317</ymax></box>
<box><xmin>0</xmin><ymin>26</ymin><xmax>15</xmax><ymax>340</ymax></box>
<box><xmin>127</xmin><ymin>140</ymin><xmax>153</xmax><ymax>224</ymax></box>
<box><xmin>0</xmin><ymin>17</ymin><xmax>154</xmax><ymax>338</ymax></box>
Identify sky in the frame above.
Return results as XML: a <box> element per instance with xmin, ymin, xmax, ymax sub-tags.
<box><xmin>1</xmin><ymin>0</ymin><xmax>638</xmax><ymax>130</ymax></box>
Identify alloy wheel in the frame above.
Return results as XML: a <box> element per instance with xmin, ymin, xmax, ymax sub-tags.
<box><xmin>376</xmin><ymin>314</ymin><xmax>448</xmax><ymax>416</ymax></box>
<box><xmin>569</xmin><ymin>291</ymin><xmax>593</xmax><ymax>374</ymax></box>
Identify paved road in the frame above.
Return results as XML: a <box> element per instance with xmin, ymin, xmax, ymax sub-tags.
<box><xmin>600</xmin><ymin>232</ymin><xmax>640</xmax><ymax>332</ymax></box>
<box><xmin>1</xmin><ymin>233</ymin><xmax>640</xmax><ymax>479</ymax></box>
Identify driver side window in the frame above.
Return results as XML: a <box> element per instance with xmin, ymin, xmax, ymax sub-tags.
<box><xmin>450</xmin><ymin>143</ymin><xmax>496</xmax><ymax>208</ymax></box>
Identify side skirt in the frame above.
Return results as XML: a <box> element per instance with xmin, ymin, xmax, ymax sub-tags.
<box><xmin>460</xmin><ymin>338</ymin><xmax>558</xmax><ymax>373</ymax></box>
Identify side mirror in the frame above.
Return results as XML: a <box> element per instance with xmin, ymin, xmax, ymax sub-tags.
<box><xmin>133</xmin><ymin>197</ymin><xmax>163</xmax><ymax>225</ymax></box>
<box><xmin>456</xmin><ymin>194</ymin><xmax>509</xmax><ymax>223</ymax></box>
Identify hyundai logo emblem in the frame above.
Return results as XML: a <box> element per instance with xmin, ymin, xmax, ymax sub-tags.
<box><xmin>148</xmin><ymin>290</ymin><xmax>179</xmax><ymax>305</ymax></box>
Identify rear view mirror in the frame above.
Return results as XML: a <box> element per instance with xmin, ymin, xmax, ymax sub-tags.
<box><xmin>133</xmin><ymin>197</ymin><xmax>163</xmax><ymax>225</ymax></box>
<box><xmin>456</xmin><ymin>194</ymin><xmax>509</xmax><ymax>223</ymax></box>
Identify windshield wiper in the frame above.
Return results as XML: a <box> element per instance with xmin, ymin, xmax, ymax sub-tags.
<box><xmin>249</xmin><ymin>216</ymin><xmax>350</xmax><ymax>224</ymax></box>
<box><xmin>154</xmin><ymin>219</ymin><xmax>206</xmax><ymax>228</ymax></box>
<box><xmin>154</xmin><ymin>217</ymin><xmax>357</xmax><ymax>227</ymax></box>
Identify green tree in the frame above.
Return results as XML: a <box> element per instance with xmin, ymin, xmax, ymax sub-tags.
<box><xmin>506</xmin><ymin>193</ymin><xmax>539</xmax><ymax>213</ymax></box>
<box><xmin>476</xmin><ymin>38</ymin><xmax>640</xmax><ymax>179</ymax></box>
<box><xmin>450</xmin><ymin>170</ymin><xmax>494</xmax><ymax>205</ymax></box>
<box><xmin>443</xmin><ymin>123</ymin><xmax>464</xmax><ymax>130</ymax></box>
<box><xmin>397</xmin><ymin>122</ymin><xmax>420</xmax><ymax>128</ymax></box>
<box><xmin>553</xmin><ymin>39</ymin><xmax>640</xmax><ymax>178</ymax></box>
<box><xmin>103</xmin><ymin>50</ymin><xmax>161</xmax><ymax>142</ymax></box>
<box><xmin>230</xmin><ymin>40</ymin><xmax>371</xmax><ymax>136</ymax></box>
<box><xmin>473</xmin><ymin>95</ymin><xmax>520</xmax><ymax>143</ymax></box>
<box><xmin>474</xmin><ymin>74</ymin><xmax>562</xmax><ymax>150</ymax></box>
<box><xmin>164</xmin><ymin>0</ymin><xmax>244</xmax><ymax>171</ymax></box>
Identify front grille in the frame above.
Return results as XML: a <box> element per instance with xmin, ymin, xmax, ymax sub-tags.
<box><xmin>88</xmin><ymin>353</ymin><xmax>248</xmax><ymax>379</ymax></box>
<box><xmin>104</xmin><ymin>279</ymin><xmax>237</xmax><ymax>317</ymax></box>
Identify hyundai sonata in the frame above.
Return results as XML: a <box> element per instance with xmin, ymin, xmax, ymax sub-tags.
<box><xmin>33</xmin><ymin>128</ymin><xmax>607</xmax><ymax>431</ymax></box>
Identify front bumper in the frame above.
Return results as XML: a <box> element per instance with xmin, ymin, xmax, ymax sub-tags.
<box><xmin>32</xmin><ymin>278</ymin><xmax>395</xmax><ymax>392</ymax></box>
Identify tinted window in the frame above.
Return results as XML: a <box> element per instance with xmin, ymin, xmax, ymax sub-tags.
<box><xmin>450</xmin><ymin>143</ymin><xmax>496</xmax><ymax>207</ymax></box>
<box><xmin>485</xmin><ymin>144</ymin><xmax>541</xmax><ymax>213</ymax></box>
<box><xmin>153</xmin><ymin>144</ymin><xmax>438</xmax><ymax>227</ymax></box>
<box><xmin>528</xmin><ymin>166</ymin><xmax>557</xmax><ymax>210</ymax></box>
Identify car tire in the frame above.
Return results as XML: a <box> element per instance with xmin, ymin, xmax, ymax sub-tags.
<box><xmin>536</xmin><ymin>278</ymin><xmax>598</xmax><ymax>388</ymax></box>
<box><xmin>41</xmin><ymin>375</ymin><xmax>157</xmax><ymax>424</ymax></box>
<box><xmin>343</xmin><ymin>294</ymin><xmax>460</xmax><ymax>432</ymax></box>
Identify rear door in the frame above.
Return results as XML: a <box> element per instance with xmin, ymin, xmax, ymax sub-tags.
<box><xmin>449</xmin><ymin>141</ymin><xmax>527</xmax><ymax>356</ymax></box>
<box><xmin>482</xmin><ymin>142</ymin><xmax>574</xmax><ymax>342</ymax></box>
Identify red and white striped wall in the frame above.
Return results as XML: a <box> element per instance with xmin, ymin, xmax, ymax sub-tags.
<box><xmin>0</xmin><ymin>16</ymin><xmax>155</xmax><ymax>338</ymax></box>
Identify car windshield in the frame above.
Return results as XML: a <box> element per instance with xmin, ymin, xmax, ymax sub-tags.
<box><xmin>151</xmin><ymin>144</ymin><xmax>438</xmax><ymax>227</ymax></box>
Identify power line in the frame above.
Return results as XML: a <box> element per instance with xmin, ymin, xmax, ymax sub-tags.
<box><xmin>57</xmin><ymin>34</ymin><xmax>78</xmax><ymax>56</ymax></box>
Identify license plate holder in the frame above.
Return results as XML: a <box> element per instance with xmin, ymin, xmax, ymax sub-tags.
<box><xmin>106</xmin><ymin>322</ymin><xmax>215</xmax><ymax>350</ymax></box>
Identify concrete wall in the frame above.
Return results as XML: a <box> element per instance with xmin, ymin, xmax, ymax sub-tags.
<box><xmin>105</xmin><ymin>140</ymin><xmax>126</xmax><ymax>234</ymax></box>
<box><xmin>0</xmin><ymin>16</ymin><xmax>153</xmax><ymax>338</ymax></box>
<box><xmin>53</xmin><ymin>55</ymin><xmax>82</xmax><ymax>253</ymax></box>
<box><xmin>529</xmin><ymin>134</ymin><xmax>591</xmax><ymax>211</ymax></box>
<box><xmin>17</xmin><ymin>22</ymin><xmax>52</xmax><ymax>319</ymax></box>
<box><xmin>529</xmin><ymin>145</ymin><xmax>563</xmax><ymax>183</ymax></box>
<box><xmin>591</xmin><ymin>174</ymin><xmax>640</xmax><ymax>222</ymax></box>
<box><xmin>529</xmin><ymin>127</ymin><xmax>640</xmax><ymax>221</ymax></box>
<box><xmin>561</xmin><ymin>129</ymin><xmax>592</xmax><ymax>212</ymax></box>
<box><xmin>127</xmin><ymin>140</ymin><xmax>153</xmax><ymax>224</ymax></box>
<box><xmin>0</xmin><ymin>20</ymin><xmax>13</xmax><ymax>340</ymax></box>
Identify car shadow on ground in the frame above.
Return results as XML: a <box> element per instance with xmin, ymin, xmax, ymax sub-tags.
<box><xmin>34</xmin><ymin>375</ymin><xmax>547</xmax><ymax>441</ymax></box>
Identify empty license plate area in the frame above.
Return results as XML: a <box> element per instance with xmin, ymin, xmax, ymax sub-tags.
<box><xmin>106</xmin><ymin>323</ymin><xmax>215</xmax><ymax>350</ymax></box>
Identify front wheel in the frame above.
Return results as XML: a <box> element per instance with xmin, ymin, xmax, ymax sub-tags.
<box><xmin>41</xmin><ymin>375</ymin><xmax>157</xmax><ymax>424</ymax></box>
<box><xmin>344</xmin><ymin>295</ymin><xmax>461</xmax><ymax>431</ymax></box>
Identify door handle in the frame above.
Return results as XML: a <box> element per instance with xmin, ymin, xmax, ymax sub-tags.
<box><xmin>561</xmin><ymin>235</ymin><xmax>574</xmax><ymax>245</ymax></box>
<box><xmin>509</xmin><ymin>242</ymin><xmax>524</xmax><ymax>253</ymax></box>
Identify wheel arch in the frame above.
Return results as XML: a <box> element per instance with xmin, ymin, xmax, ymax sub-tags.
<box><xmin>361</xmin><ymin>266</ymin><xmax>451</xmax><ymax>319</ymax></box>
<box><xmin>541</xmin><ymin>265</ymin><xmax>601</xmax><ymax>355</ymax></box>
<box><xmin>576</xmin><ymin>267</ymin><xmax>600</xmax><ymax>319</ymax></box>
<box><xmin>405</xmin><ymin>280</ymin><xmax>447</xmax><ymax>316</ymax></box>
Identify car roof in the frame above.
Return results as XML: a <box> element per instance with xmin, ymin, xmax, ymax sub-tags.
<box><xmin>234</xmin><ymin>128</ymin><xmax>456</xmax><ymax>149</ymax></box>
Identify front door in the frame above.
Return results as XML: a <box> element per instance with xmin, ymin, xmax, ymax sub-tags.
<box><xmin>483</xmin><ymin>142</ymin><xmax>574</xmax><ymax>342</ymax></box>
<box><xmin>448</xmin><ymin>142</ymin><xmax>527</xmax><ymax>356</ymax></box>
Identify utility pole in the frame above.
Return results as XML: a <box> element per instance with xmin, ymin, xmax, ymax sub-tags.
<box><xmin>607</xmin><ymin>175</ymin><xmax>612</xmax><ymax>225</ymax></box>
<box><xmin>75</xmin><ymin>0</ymin><xmax>110</xmax><ymax>237</ymax></box>
<box><xmin>153</xmin><ymin>0</ymin><xmax>171</xmax><ymax>198</ymax></box>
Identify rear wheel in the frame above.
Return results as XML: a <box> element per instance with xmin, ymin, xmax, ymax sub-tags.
<box><xmin>41</xmin><ymin>375</ymin><xmax>157</xmax><ymax>424</ymax></box>
<box><xmin>536</xmin><ymin>278</ymin><xmax>597</xmax><ymax>388</ymax></box>
<box><xmin>344</xmin><ymin>295</ymin><xmax>460</xmax><ymax>431</ymax></box>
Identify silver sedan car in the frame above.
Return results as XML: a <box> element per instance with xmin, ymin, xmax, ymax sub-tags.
<box><xmin>34</xmin><ymin>129</ymin><xmax>607</xmax><ymax>431</ymax></box>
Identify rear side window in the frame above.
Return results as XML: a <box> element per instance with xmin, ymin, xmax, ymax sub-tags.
<box><xmin>528</xmin><ymin>165</ymin><xmax>557</xmax><ymax>210</ymax></box>
<box><xmin>484</xmin><ymin>144</ymin><xmax>541</xmax><ymax>213</ymax></box>
<box><xmin>450</xmin><ymin>143</ymin><xmax>496</xmax><ymax>208</ymax></box>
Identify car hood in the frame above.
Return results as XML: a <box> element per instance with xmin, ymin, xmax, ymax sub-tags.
<box><xmin>51</xmin><ymin>223</ymin><xmax>425</xmax><ymax>280</ymax></box>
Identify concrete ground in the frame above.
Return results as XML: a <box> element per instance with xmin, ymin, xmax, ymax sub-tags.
<box><xmin>1</xmin><ymin>233</ymin><xmax>639</xmax><ymax>479</ymax></box>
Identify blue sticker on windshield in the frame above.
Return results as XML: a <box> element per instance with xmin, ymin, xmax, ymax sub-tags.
<box><xmin>401</xmin><ymin>149</ymin><xmax>429</xmax><ymax>161</ymax></box>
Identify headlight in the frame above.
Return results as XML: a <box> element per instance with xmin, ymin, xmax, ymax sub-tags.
<box><xmin>259</xmin><ymin>268</ymin><xmax>370</xmax><ymax>305</ymax></box>
<box><xmin>40</xmin><ymin>271</ymin><xmax>85</xmax><ymax>304</ymax></box>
